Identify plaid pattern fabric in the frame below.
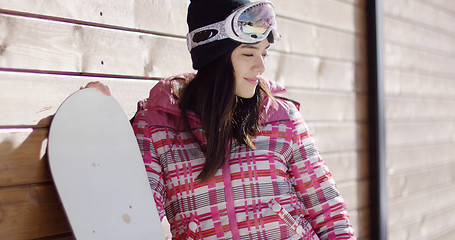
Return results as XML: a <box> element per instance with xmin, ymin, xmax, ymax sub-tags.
<box><xmin>132</xmin><ymin>80</ymin><xmax>355</xmax><ymax>240</ymax></box>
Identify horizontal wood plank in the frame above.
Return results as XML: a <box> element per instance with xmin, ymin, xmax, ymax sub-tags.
<box><xmin>323</xmin><ymin>150</ymin><xmax>369</xmax><ymax>183</ymax></box>
<box><xmin>0</xmin><ymin>0</ymin><xmax>190</xmax><ymax>36</ymax></box>
<box><xmin>387</xmin><ymin>142</ymin><xmax>455</xmax><ymax>173</ymax></box>
<box><xmin>0</xmin><ymin>184</ymin><xmax>71</xmax><ymax>239</ymax></box>
<box><xmin>283</xmin><ymin>89</ymin><xmax>368</xmax><ymax>122</ymax></box>
<box><xmin>385</xmin><ymin>70</ymin><xmax>455</xmax><ymax>98</ymax></box>
<box><xmin>386</xmin><ymin>96</ymin><xmax>455</xmax><ymax>120</ymax></box>
<box><xmin>385</xmin><ymin>43</ymin><xmax>455</xmax><ymax>77</ymax></box>
<box><xmin>0</xmin><ymin>14</ymin><xmax>193</xmax><ymax>78</ymax></box>
<box><xmin>386</xmin><ymin>121</ymin><xmax>455</xmax><ymax>148</ymax></box>
<box><xmin>265</xmin><ymin>53</ymin><xmax>367</xmax><ymax>93</ymax></box>
<box><xmin>0</xmin><ymin>71</ymin><xmax>158</xmax><ymax>126</ymax></box>
<box><xmin>307</xmin><ymin>122</ymin><xmax>369</xmax><ymax>153</ymax></box>
<box><xmin>388</xmin><ymin>163</ymin><xmax>455</xmax><ymax>199</ymax></box>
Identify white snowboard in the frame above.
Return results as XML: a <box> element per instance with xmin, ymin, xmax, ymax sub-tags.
<box><xmin>48</xmin><ymin>88</ymin><xmax>165</xmax><ymax>240</ymax></box>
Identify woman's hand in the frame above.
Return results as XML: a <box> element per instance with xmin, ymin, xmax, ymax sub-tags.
<box><xmin>81</xmin><ymin>81</ymin><xmax>111</xmax><ymax>96</ymax></box>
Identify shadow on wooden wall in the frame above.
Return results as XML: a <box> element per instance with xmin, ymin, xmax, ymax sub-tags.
<box><xmin>0</xmin><ymin>115</ymin><xmax>74</xmax><ymax>239</ymax></box>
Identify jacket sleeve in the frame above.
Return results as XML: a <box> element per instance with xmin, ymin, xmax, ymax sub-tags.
<box><xmin>133</xmin><ymin>110</ymin><xmax>167</xmax><ymax>221</ymax></box>
<box><xmin>287</xmin><ymin>104</ymin><xmax>356</xmax><ymax>239</ymax></box>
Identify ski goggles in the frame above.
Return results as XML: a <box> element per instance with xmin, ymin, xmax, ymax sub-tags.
<box><xmin>186</xmin><ymin>1</ymin><xmax>280</xmax><ymax>52</ymax></box>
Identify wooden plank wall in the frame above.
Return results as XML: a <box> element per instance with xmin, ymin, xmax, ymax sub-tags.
<box><xmin>383</xmin><ymin>0</ymin><xmax>455</xmax><ymax>239</ymax></box>
<box><xmin>0</xmin><ymin>0</ymin><xmax>369</xmax><ymax>239</ymax></box>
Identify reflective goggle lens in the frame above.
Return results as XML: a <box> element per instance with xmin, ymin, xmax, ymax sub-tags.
<box><xmin>237</xmin><ymin>3</ymin><xmax>276</xmax><ymax>38</ymax></box>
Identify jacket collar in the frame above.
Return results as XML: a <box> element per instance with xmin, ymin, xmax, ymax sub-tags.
<box><xmin>145</xmin><ymin>73</ymin><xmax>297</xmax><ymax>128</ymax></box>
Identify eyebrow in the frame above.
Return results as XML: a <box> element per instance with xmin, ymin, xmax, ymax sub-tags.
<box><xmin>240</xmin><ymin>44</ymin><xmax>271</xmax><ymax>50</ymax></box>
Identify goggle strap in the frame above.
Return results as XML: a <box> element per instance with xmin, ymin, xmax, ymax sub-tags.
<box><xmin>187</xmin><ymin>21</ymin><xmax>230</xmax><ymax>51</ymax></box>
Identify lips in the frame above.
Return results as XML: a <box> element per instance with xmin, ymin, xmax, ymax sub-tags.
<box><xmin>244</xmin><ymin>77</ymin><xmax>259</xmax><ymax>85</ymax></box>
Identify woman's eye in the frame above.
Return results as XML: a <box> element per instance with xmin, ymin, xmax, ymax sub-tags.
<box><xmin>243</xmin><ymin>54</ymin><xmax>253</xmax><ymax>57</ymax></box>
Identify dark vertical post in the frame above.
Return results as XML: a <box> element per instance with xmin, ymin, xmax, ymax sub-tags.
<box><xmin>366</xmin><ymin>0</ymin><xmax>387</xmax><ymax>239</ymax></box>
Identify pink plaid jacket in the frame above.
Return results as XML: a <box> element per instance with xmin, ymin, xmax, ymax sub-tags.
<box><xmin>133</xmin><ymin>75</ymin><xmax>356</xmax><ymax>240</ymax></box>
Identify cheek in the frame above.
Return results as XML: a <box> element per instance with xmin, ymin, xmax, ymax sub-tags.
<box><xmin>232</xmin><ymin>62</ymin><xmax>242</xmax><ymax>83</ymax></box>
<box><xmin>233</xmin><ymin>60</ymin><xmax>247</xmax><ymax>76</ymax></box>
<box><xmin>234</xmin><ymin>74</ymin><xmax>242</xmax><ymax>94</ymax></box>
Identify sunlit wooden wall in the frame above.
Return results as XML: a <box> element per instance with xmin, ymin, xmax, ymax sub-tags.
<box><xmin>0</xmin><ymin>0</ymin><xmax>369</xmax><ymax>239</ymax></box>
<box><xmin>383</xmin><ymin>0</ymin><xmax>455</xmax><ymax>239</ymax></box>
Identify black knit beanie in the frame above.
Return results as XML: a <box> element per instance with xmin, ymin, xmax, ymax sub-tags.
<box><xmin>187</xmin><ymin>0</ymin><xmax>251</xmax><ymax>70</ymax></box>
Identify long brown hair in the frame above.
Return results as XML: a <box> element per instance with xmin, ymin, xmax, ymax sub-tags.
<box><xmin>178</xmin><ymin>47</ymin><xmax>272</xmax><ymax>182</ymax></box>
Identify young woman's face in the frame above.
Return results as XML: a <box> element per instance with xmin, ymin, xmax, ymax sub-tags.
<box><xmin>231</xmin><ymin>39</ymin><xmax>270</xmax><ymax>98</ymax></box>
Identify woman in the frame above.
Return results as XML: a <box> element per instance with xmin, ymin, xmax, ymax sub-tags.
<box><xmin>90</xmin><ymin>0</ymin><xmax>356</xmax><ymax>239</ymax></box>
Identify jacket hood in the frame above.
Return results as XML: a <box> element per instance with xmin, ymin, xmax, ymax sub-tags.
<box><xmin>144</xmin><ymin>73</ymin><xmax>298</xmax><ymax>129</ymax></box>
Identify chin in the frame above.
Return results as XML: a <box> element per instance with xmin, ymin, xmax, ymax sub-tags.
<box><xmin>237</xmin><ymin>91</ymin><xmax>256</xmax><ymax>99</ymax></box>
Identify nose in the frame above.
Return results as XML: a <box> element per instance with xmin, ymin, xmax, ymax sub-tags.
<box><xmin>253</xmin><ymin>55</ymin><xmax>266</xmax><ymax>74</ymax></box>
